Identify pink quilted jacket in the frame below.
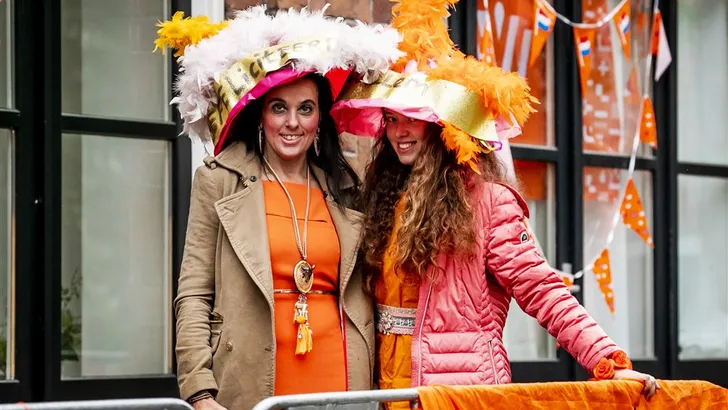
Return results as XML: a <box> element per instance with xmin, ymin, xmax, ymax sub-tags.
<box><xmin>410</xmin><ymin>182</ymin><xmax>620</xmax><ymax>387</ymax></box>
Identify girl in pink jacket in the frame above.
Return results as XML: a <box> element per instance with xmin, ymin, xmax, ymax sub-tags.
<box><xmin>330</xmin><ymin>0</ymin><xmax>658</xmax><ymax>407</ymax></box>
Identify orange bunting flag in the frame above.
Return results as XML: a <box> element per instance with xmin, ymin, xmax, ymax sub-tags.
<box><xmin>573</xmin><ymin>27</ymin><xmax>596</xmax><ymax>98</ymax></box>
<box><xmin>477</xmin><ymin>1</ymin><xmax>497</xmax><ymax>66</ymax></box>
<box><xmin>611</xmin><ymin>0</ymin><xmax>631</xmax><ymax>59</ymax></box>
<box><xmin>529</xmin><ymin>0</ymin><xmax>557</xmax><ymax>68</ymax></box>
<box><xmin>592</xmin><ymin>249</ymin><xmax>614</xmax><ymax>314</ymax></box>
<box><xmin>620</xmin><ymin>178</ymin><xmax>654</xmax><ymax>248</ymax></box>
<box><xmin>638</xmin><ymin>95</ymin><xmax>657</xmax><ymax>148</ymax></box>
<box><xmin>651</xmin><ymin>9</ymin><xmax>672</xmax><ymax>82</ymax></box>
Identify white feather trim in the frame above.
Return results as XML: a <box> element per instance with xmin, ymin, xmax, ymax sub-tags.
<box><xmin>173</xmin><ymin>6</ymin><xmax>403</xmax><ymax>143</ymax></box>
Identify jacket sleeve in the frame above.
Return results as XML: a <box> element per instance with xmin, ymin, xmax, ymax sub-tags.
<box><xmin>483</xmin><ymin>183</ymin><xmax>621</xmax><ymax>374</ymax></box>
<box><xmin>174</xmin><ymin>164</ymin><xmax>220</xmax><ymax>400</ymax></box>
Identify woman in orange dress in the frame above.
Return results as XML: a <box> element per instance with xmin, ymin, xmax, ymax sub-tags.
<box><xmin>163</xmin><ymin>6</ymin><xmax>402</xmax><ymax>409</ymax></box>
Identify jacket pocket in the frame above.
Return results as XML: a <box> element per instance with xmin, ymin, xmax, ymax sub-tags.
<box><xmin>210</xmin><ymin>312</ymin><xmax>223</xmax><ymax>356</ymax></box>
<box><xmin>488</xmin><ymin>340</ymin><xmax>500</xmax><ymax>385</ymax></box>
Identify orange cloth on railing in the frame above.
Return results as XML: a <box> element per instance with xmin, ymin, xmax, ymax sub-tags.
<box><xmin>417</xmin><ymin>380</ymin><xmax>728</xmax><ymax>410</ymax></box>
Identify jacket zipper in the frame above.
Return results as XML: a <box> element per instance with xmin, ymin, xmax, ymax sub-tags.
<box><xmin>416</xmin><ymin>281</ymin><xmax>434</xmax><ymax>386</ymax></box>
<box><xmin>488</xmin><ymin>340</ymin><xmax>500</xmax><ymax>385</ymax></box>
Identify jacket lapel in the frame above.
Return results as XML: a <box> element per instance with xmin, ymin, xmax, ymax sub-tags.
<box><xmin>213</xmin><ymin>146</ymin><xmax>274</xmax><ymax>307</ymax></box>
<box><xmin>326</xmin><ymin>199</ymin><xmax>363</xmax><ymax>294</ymax></box>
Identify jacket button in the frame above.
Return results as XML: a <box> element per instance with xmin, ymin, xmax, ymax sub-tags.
<box><xmin>250</xmin><ymin>176</ymin><xmax>257</xmax><ymax>182</ymax></box>
<box><xmin>226</xmin><ymin>341</ymin><xmax>233</xmax><ymax>351</ymax></box>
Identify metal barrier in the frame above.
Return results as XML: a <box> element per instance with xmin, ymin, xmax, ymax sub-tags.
<box><xmin>251</xmin><ymin>388</ymin><xmax>420</xmax><ymax>410</ymax></box>
<box><xmin>0</xmin><ymin>398</ymin><xmax>193</xmax><ymax>410</ymax></box>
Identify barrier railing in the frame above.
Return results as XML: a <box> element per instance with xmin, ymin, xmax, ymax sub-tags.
<box><xmin>0</xmin><ymin>398</ymin><xmax>193</xmax><ymax>410</ymax></box>
<box><xmin>251</xmin><ymin>388</ymin><xmax>419</xmax><ymax>410</ymax></box>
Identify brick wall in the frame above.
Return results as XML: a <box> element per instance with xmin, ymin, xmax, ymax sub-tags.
<box><xmin>225</xmin><ymin>0</ymin><xmax>393</xmax><ymax>23</ymax></box>
<box><xmin>223</xmin><ymin>0</ymin><xmax>392</xmax><ymax>177</ymax></box>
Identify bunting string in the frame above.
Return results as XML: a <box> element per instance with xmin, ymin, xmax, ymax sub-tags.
<box><xmin>538</xmin><ymin>0</ymin><xmax>629</xmax><ymax>29</ymax></box>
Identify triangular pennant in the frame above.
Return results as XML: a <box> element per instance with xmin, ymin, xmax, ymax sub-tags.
<box><xmin>529</xmin><ymin>0</ymin><xmax>557</xmax><ymax>68</ymax></box>
<box><xmin>651</xmin><ymin>10</ymin><xmax>662</xmax><ymax>55</ymax></box>
<box><xmin>476</xmin><ymin>0</ymin><xmax>497</xmax><ymax>66</ymax></box>
<box><xmin>592</xmin><ymin>248</ymin><xmax>614</xmax><ymax>314</ymax></box>
<box><xmin>638</xmin><ymin>95</ymin><xmax>657</xmax><ymax>148</ymax></box>
<box><xmin>573</xmin><ymin>27</ymin><xmax>596</xmax><ymax>98</ymax></box>
<box><xmin>611</xmin><ymin>0</ymin><xmax>631</xmax><ymax>59</ymax></box>
<box><xmin>652</xmin><ymin>10</ymin><xmax>672</xmax><ymax>81</ymax></box>
<box><xmin>620</xmin><ymin>178</ymin><xmax>654</xmax><ymax>248</ymax></box>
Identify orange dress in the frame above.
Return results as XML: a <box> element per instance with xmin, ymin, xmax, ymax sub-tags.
<box><xmin>263</xmin><ymin>180</ymin><xmax>347</xmax><ymax>395</ymax></box>
<box><xmin>375</xmin><ymin>201</ymin><xmax>420</xmax><ymax>410</ymax></box>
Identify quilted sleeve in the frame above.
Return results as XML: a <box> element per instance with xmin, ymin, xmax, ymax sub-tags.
<box><xmin>483</xmin><ymin>184</ymin><xmax>621</xmax><ymax>373</ymax></box>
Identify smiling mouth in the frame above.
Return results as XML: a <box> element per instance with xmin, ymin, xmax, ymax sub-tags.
<box><xmin>397</xmin><ymin>142</ymin><xmax>415</xmax><ymax>150</ymax></box>
<box><xmin>281</xmin><ymin>134</ymin><xmax>303</xmax><ymax>141</ymax></box>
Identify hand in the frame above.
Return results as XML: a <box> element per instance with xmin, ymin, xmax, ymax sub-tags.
<box><xmin>192</xmin><ymin>398</ymin><xmax>227</xmax><ymax>410</ymax></box>
<box><xmin>612</xmin><ymin>369</ymin><xmax>660</xmax><ymax>400</ymax></box>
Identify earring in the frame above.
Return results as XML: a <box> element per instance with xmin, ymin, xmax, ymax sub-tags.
<box><xmin>314</xmin><ymin>128</ymin><xmax>320</xmax><ymax>156</ymax></box>
<box><xmin>258</xmin><ymin>125</ymin><xmax>263</xmax><ymax>151</ymax></box>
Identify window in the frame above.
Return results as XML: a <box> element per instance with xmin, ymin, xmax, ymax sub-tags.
<box><xmin>0</xmin><ymin>0</ymin><xmax>12</xmax><ymax>108</ymax></box>
<box><xmin>489</xmin><ymin>0</ymin><xmax>555</xmax><ymax>147</ymax></box>
<box><xmin>677</xmin><ymin>175</ymin><xmax>728</xmax><ymax>360</ymax></box>
<box><xmin>583</xmin><ymin>168</ymin><xmax>654</xmax><ymax>359</ymax></box>
<box><xmin>0</xmin><ymin>130</ymin><xmax>11</xmax><ymax>380</ymax></box>
<box><xmin>61</xmin><ymin>0</ymin><xmax>170</xmax><ymax>121</ymax></box>
<box><xmin>677</xmin><ymin>0</ymin><xmax>728</xmax><ymax>166</ymax></box>
<box><xmin>60</xmin><ymin>134</ymin><xmax>171</xmax><ymax>378</ymax></box>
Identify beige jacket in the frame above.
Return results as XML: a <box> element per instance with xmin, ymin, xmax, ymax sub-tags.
<box><xmin>174</xmin><ymin>142</ymin><xmax>374</xmax><ymax>410</ymax></box>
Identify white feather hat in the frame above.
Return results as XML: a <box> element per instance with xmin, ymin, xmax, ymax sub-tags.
<box><xmin>155</xmin><ymin>5</ymin><xmax>403</xmax><ymax>154</ymax></box>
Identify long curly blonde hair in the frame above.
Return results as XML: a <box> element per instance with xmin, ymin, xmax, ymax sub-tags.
<box><xmin>359</xmin><ymin>126</ymin><xmax>511</xmax><ymax>291</ymax></box>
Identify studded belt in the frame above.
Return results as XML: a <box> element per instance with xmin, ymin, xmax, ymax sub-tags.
<box><xmin>376</xmin><ymin>304</ymin><xmax>417</xmax><ymax>335</ymax></box>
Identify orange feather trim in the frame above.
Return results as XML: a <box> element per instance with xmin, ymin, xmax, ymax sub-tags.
<box><xmin>391</xmin><ymin>0</ymin><xmax>539</xmax><ymax>168</ymax></box>
<box><xmin>441</xmin><ymin>123</ymin><xmax>498</xmax><ymax>173</ymax></box>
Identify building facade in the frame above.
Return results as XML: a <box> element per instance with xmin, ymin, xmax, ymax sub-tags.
<box><xmin>0</xmin><ymin>0</ymin><xmax>725</xmax><ymax>404</ymax></box>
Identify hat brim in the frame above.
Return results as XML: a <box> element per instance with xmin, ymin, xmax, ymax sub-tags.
<box><xmin>213</xmin><ymin>66</ymin><xmax>351</xmax><ymax>155</ymax></box>
<box><xmin>331</xmin><ymin>98</ymin><xmax>523</xmax><ymax>141</ymax></box>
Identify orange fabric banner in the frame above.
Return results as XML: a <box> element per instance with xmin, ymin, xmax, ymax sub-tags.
<box><xmin>621</xmin><ymin>178</ymin><xmax>654</xmax><ymax>248</ymax></box>
<box><xmin>573</xmin><ymin>27</ymin><xmax>596</xmax><ymax>98</ymax></box>
<box><xmin>638</xmin><ymin>95</ymin><xmax>657</xmax><ymax>148</ymax></box>
<box><xmin>417</xmin><ymin>380</ymin><xmax>728</xmax><ymax>410</ymax></box>
<box><xmin>529</xmin><ymin>0</ymin><xmax>557</xmax><ymax>68</ymax></box>
<box><xmin>612</xmin><ymin>0</ymin><xmax>632</xmax><ymax>59</ymax></box>
<box><xmin>592</xmin><ymin>248</ymin><xmax>614</xmax><ymax>314</ymax></box>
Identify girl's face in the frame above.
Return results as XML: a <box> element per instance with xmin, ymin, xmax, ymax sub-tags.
<box><xmin>383</xmin><ymin>109</ymin><xmax>429</xmax><ymax>166</ymax></box>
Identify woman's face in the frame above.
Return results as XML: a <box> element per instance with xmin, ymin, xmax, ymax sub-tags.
<box><xmin>261</xmin><ymin>78</ymin><xmax>320</xmax><ymax>162</ymax></box>
<box><xmin>383</xmin><ymin>109</ymin><xmax>429</xmax><ymax>166</ymax></box>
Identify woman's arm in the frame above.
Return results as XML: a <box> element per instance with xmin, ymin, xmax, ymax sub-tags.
<box><xmin>482</xmin><ymin>183</ymin><xmax>620</xmax><ymax>374</ymax></box>
<box><xmin>174</xmin><ymin>164</ymin><xmax>221</xmax><ymax>402</ymax></box>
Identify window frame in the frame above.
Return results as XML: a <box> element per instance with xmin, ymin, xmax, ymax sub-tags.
<box><xmin>656</xmin><ymin>0</ymin><xmax>728</xmax><ymax>386</ymax></box>
<box><xmin>0</xmin><ymin>0</ymin><xmax>192</xmax><ymax>402</ymax></box>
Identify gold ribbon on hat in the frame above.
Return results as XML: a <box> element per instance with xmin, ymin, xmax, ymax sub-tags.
<box><xmin>207</xmin><ymin>36</ymin><xmax>337</xmax><ymax>144</ymax></box>
<box><xmin>337</xmin><ymin>70</ymin><xmax>499</xmax><ymax>144</ymax></box>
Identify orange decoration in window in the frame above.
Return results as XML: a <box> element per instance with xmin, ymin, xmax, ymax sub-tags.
<box><xmin>592</xmin><ymin>248</ymin><xmax>614</xmax><ymax>314</ymax></box>
<box><xmin>573</xmin><ymin>26</ymin><xmax>596</xmax><ymax>99</ymax></box>
<box><xmin>638</xmin><ymin>95</ymin><xmax>657</xmax><ymax>148</ymax></box>
<box><xmin>620</xmin><ymin>178</ymin><xmax>654</xmax><ymax>248</ymax></box>
<box><xmin>611</xmin><ymin>0</ymin><xmax>631</xmax><ymax>60</ymax></box>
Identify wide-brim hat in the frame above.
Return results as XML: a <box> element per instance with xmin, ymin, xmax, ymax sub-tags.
<box><xmin>154</xmin><ymin>6</ymin><xmax>404</xmax><ymax>155</ymax></box>
<box><xmin>330</xmin><ymin>0</ymin><xmax>538</xmax><ymax>172</ymax></box>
